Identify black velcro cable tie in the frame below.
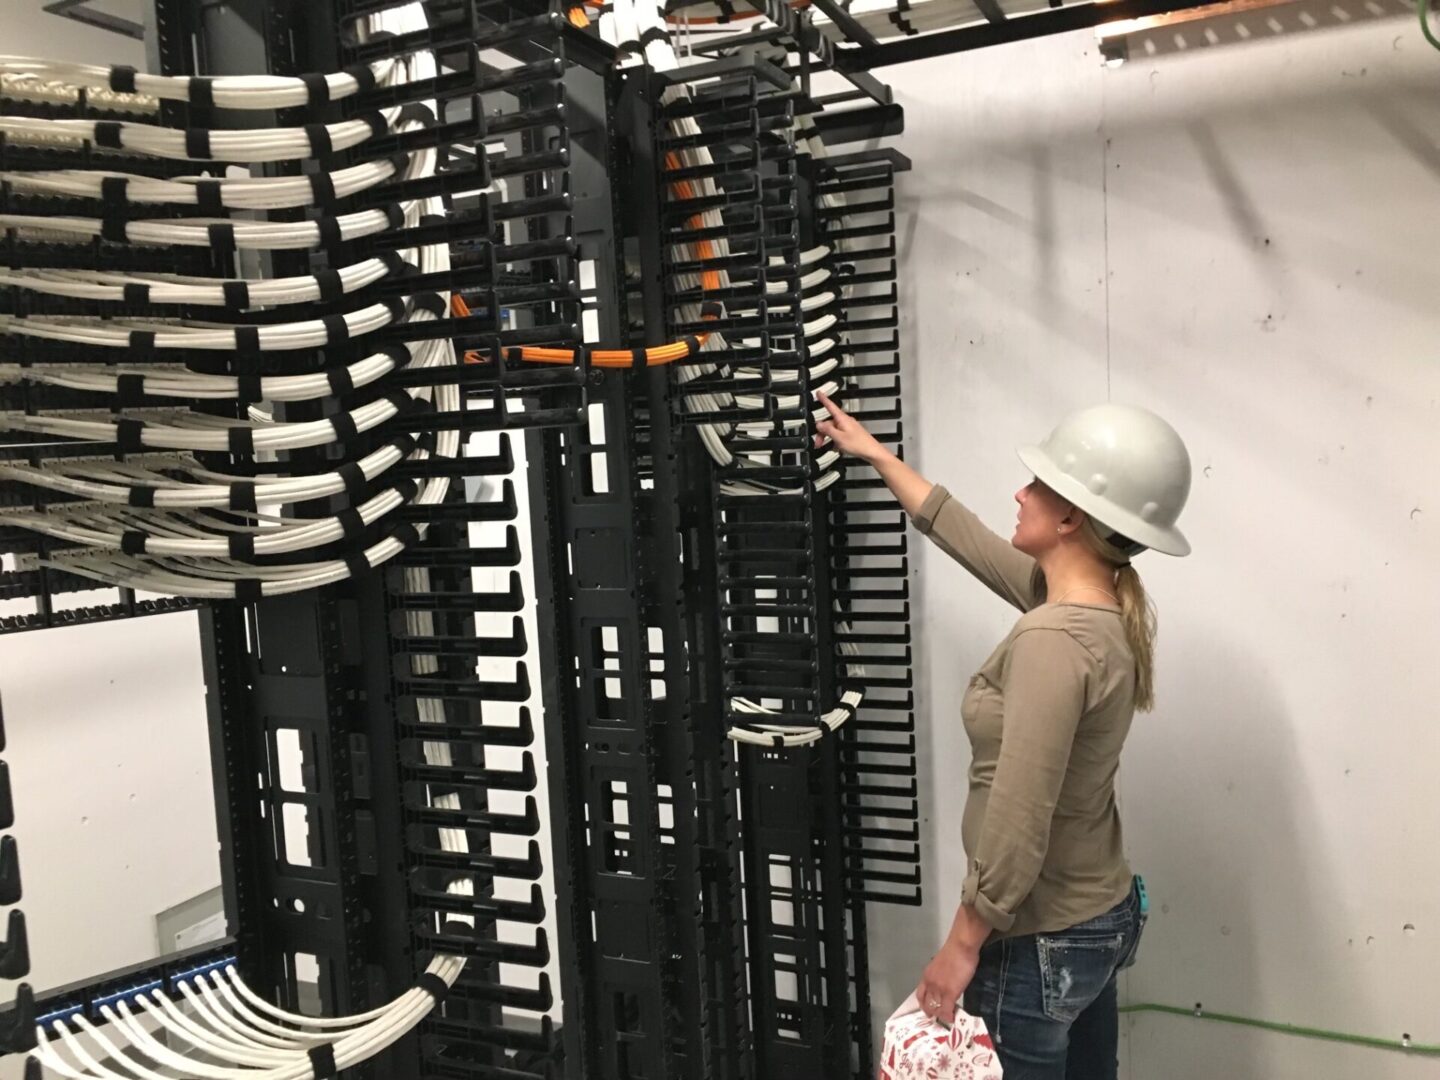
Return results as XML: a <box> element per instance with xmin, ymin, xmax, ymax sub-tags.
<box><xmin>836</xmin><ymin>699</ymin><xmax>857</xmax><ymax>724</ymax></box>
<box><xmin>615</xmin><ymin>41</ymin><xmax>639</xmax><ymax>59</ymax></box>
<box><xmin>196</xmin><ymin>179</ymin><xmax>224</xmax><ymax>215</ymax></box>
<box><xmin>382</xmin><ymin>343</ymin><xmax>412</xmax><ymax>370</ymax></box>
<box><xmin>322</xmin><ymin>314</ymin><xmax>349</xmax><ymax>344</ymax></box>
<box><xmin>389</xmin><ymin>521</ymin><xmax>420</xmax><ymax>549</ymax></box>
<box><xmin>230</xmin><ymin>482</ymin><xmax>258</xmax><ymax>513</ymax></box>
<box><xmin>222</xmin><ymin>280</ymin><xmax>251</xmax><ymax>310</ymax></box>
<box><xmin>771</xmin><ymin>733</ymin><xmax>785</xmax><ymax>747</ymax></box>
<box><xmin>415</xmin><ymin>430</ymin><xmax>437</xmax><ymax>455</ymax></box>
<box><xmin>304</xmin><ymin>123</ymin><xmax>333</xmax><ymax>159</ymax></box>
<box><xmin>417</xmin><ymin>973</ymin><xmax>449</xmax><ymax>1003</ymax></box>
<box><xmin>93</xmin><ymin>121</ymin><xmax>123</xmax><ymax>149</ymax></box>
<box><xmin>681</xmin><ymin>335</ymin><xmax>701</xmax><ymax>356</ymax></box>
<box><xmin>120</xmin><ymin>530</ymin><xmax>147</xmax><ymax>556</ymax></box>
<box><xmin>237</xmin><ymin>373</ymin><xmax>263</xmax><ymax>405</ymax></box>
<box><xmin>717</xmin><ymin>0</ymin><xmax>736</xmax><ymax>18</ymax></box>
<box><xmin>234</xmin><ymin>579</ymin><xmax>263</xmax><ymax>604</ymax></box>
<box><xmin>100</xmin><ymin>177</ymin><xmax>129</xmax><ymax>242</ymax></box>
<box><xmin>185</xmin><ymin>128</ymin><xmax>212</xmax><ymax>160</ymax></box>
<box><xmin>116</xmin><ymin>373</ymin><xmax>144</xmax><ymax>407</ymax></box>
<box><xmin>228</xmin><ymin>426</ymin><xmax>256</xmax><ymax>456</ymax></box>
<box><xmin>504</xmin><ymin>347</ymin><xmax>523</xmax><ymax>364</ymax></box>
<box><xmin>412</xmin><ymin>292</ymin><xmax>445</xmax><ymax>319</ymax></box>
<box><xmin>344</xmin><ymin>551</ymin><xmax>371</xmax><ymax>581</ymax></box>
<box><xmin>343</xmin><ymin>63</ymin><xmax>377</xmax><ymax>94</ymax></box>
<box><xmin>312</xmin><ymin>267</ymin><xmax>342</xmax><ymax>304</ymax></box>
<box><xmin>228</xmin><ymin>533</ymin><xmax>256</xmax><ymax>560</ymax></box>
<box><xmin>385</xmin><ymin>390</ymin><xmax>415</xmax><ymax>415</ymax></box>
<box><xmin>330</xmin><ymin>411</ymin><xmax>359</xmax><ymax>444</ymax></box>
<box><xmin>701</xmin><ymin>301</ymin><xmax>723</xmax><ymax>319</ymax></box>
<box><xmin>393</xmin><ymin>477</ymin><xmax>419</xmax><ymax>502</ymax></box>
<box><xmin>326</xmin><ymin>364</ymin><xmax>355</xmax><ymax>397</ymax></box>
<box><xmin>383</xmin><ymin>203</ymin><xmax>405</xmax><ymax>230</ymax></box>
<box><xmin>207</xmin><ymin>223</ymin><xmax>237</xmax><ymax>262</ymax></box>
<box><xmin>398</xmin><ymin>103</ymin><xmax>435</xmax><ymax>128</ymax></box>
<box><xmin>122</xmin><ymin>283</ymin><xmax>150</xmax><ymax>305</ymax></box>
<box><xmin>336</xmin><ymin>507</ymin><xmax>364</xmax><ymax>540</ymax></box>
<box><xmin>381</xmin><ymin>296</ymin><xmax>405</xmax><ymax>323</ymax></box>
<box><xmin>128</xmin><ymin>486</ymin><xmax>156</xmax><ymax>508</ymax></box>
<box><xmin>389</xmin><ymin>433</ymin><xmax>417</xmax><ymax>457</ymax></box>
<box><xmin>573</xmin><ymin>343</ymin><xmax>589</xmax><ymax>368</ymax></box>
<box><xmin>234</xmin><ymin>325</ymin><xmax>261</xmax><ymax>355</ymax></box>
<box><xmin>890</xmin><ymin>0</ymin><xmax>916</xmax><ymax>34</ymax></box>
<box><xmin>109</xmin><ymin>66</ymin><xmax>137</xmax><ymax>94</ymax></box>
<box><xmin>362</xmin><ymin>112</ymin><xmax>389</xmax><ymax>140</ymax></box>
<box><xmin>316</xmin><ymin>214</ymin><xmax>342</xmax><ymax>251</ymax></box>
<box><xmin>299</xmin><ymin>72</ymin><xmax>330</xmax><ymax>107</ymax></box>
<box><xmin>631</xmin><ymin>347</ymin><xmax>648</xmax><ymax>371</ymax></box>
<box><xmin>380</xmin><ymin>250</ymin><xmax>406</xmax><ymax>277</ymax></box>
<box><xmin>128</xmin><ymin>330</ymin><xmax>156</xmax><ymax>351</ymax></box>
<box><xmin>187</xmin><ymin>77</ymin><xmax>214</xmax><ymax>109</ymax></box>
<box><xmin>337</xmin><ymin>461</ymin><xmax>367</xmax><ymax>500</ymax></box>
<box><xmin>115</xmin><ymin>418</ymin><xmax>144</xmax><ymax>454</ymax></box>
<box><xmin>640</xmin><ymin>26</ymin><xmax>670</xmax><ymax>45</ymax></box>
<box><xmin>388</xmin><ymin>152</ymin><xmax>410</xmax><ymax>174</ymax></box>
<box><xmin>307</xmin><ymin>169</ymin><xmax>336</xmax><ymax>206</ymax></box>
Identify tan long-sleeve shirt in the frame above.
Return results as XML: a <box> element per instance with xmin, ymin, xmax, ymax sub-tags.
<box><xmin>913</xmin><ymin>484</ymin><xmax>1137</xmax><ymax>940</ymax></box>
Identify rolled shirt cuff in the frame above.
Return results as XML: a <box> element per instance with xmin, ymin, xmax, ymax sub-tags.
<box><xmin>962</xmin><ymin>858</ymin><xmax>1017</xmax><ymax>934</ymax></box>
<box><xmin>910</xmin><ymin>483</ymin><xmax>951</xmax><ymax>535</ymax></box>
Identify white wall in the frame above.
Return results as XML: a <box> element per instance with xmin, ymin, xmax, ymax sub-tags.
<box><xmin>869</xmin><ymin>4</ymin><xmax>1440</xmax><ymax>1078</ymax></box>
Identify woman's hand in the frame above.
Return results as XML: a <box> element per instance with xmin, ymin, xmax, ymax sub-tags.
<box><xmin>815</xmin><ymin>391</ymin><xmax>889</xmax><ymax>465</ymax></box>
<box><xmin>915</xmin><ymin>940</ymin><xmax>981</xmax><ymax>1027</ymax></box>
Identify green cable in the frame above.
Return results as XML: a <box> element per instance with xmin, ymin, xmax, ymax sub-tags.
<box><xmin>1424</xmin><ymin>0</ymin><xmax>1440</xmax><ymax>52</ymax></box>
<box><xmin>1120</xmin><ymin>1004</ymin><xmax>1440</xmax><ymax>1055</ymax></box>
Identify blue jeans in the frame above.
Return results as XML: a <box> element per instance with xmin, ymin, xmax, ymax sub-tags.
<box><xmin>962</xmin><ymin>880</ymin><xmax>1147</xmax><ymax>1080</ymax></box>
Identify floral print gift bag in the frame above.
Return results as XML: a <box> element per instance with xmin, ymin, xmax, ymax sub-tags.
<box><xmin>876</xmin><ymin>993</ymin><xmax>1003</xmax><ymax>1080</ymax></box>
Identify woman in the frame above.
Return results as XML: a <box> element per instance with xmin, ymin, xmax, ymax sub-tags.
<box><xmin>815</xmin><ymin>394</ymin><xmax>1192</xmax><ymax>1080</ymax></box>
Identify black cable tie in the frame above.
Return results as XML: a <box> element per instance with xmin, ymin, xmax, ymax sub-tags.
<box><xmin>380</xmin><ymin>250</ymin><xmax>406</xmax><ymax>277</ymax></box>
<box><xmin>115</xmin><ymin>419</ymin><xmax>144</xmax><ymax>454</ymax></box>
<box><xmin>504</xmin><ymin>347</ymin><xmax>523</xmax><ymax>364</ymax></box>
<box><xmin>890</xmin><ymin>0</ymin><xmax>916</xmax><ymax>34</ymax></box>
<box><xmin>127</xmin><ymin>330</ymin><xmax>156</xmax><ymax>351</ymax></box>
<box><xmin>411</xmin><ymin>292</ymin><xmax>446</xmax><ymax>319</ymax></box>
<box><xmin>343</xmin><ymin>63</ymin><xmax>377</xmax><ymax>94</ymax></box>
<box><xmin>93</xmin><ymin>121</ymin><xmax>123</xmax><ymax>149</ymax></box>
<box><xmin>187</xmin><ymin>76</ymin><xmax>215</xmax><ymax>109</ymax></box>
<box><xmin>701</xmin><ymin>301</ymin><xmax>723</xmax><ymax>319</ymax></box>
<box><xmin>329</xmin><ymin>411</ymin><xmax>359</xmax><ymax>444</ymax></box>
<box><xmin>222</xmin><ymin>280</ymin><xmax>251</xmax><ymax>310</ymax></box>
<box><xmin>836</xmin><ymin>699</ymin><xmax>857</xmax><ymax>723</ymax></box>
<box><xmin>299</xmin><ymin>72</ymin><xmax>330</xmax><ymax>107</ymax></box>
<box><xmin>717</xmin><ymin>0</ymin><xmax>736</xmax><ymax>18</ymax></box>
<box><xmin>236</xmin><ymin>373</ymin><xmax>263</xmax><ymax>405</ymax></box>
<box><xmin>383</xmin><ymin>203</ymin><xmax>405</xmax><ymax>230</ymax></box>
<box><xmin>344</xmin><ymin>551</ymin><xmax>371</xmax><ymax>581</ymax></box>
<box><xmin>109</xmin><ymin>66</ymin><xmax>137</xmax><ymax>94</ymax></box>
<box><xmin>207</xmin><ymin>223</ymin><xmax>237</xmax><ymax>263</ymax></box>
<box><xmin>771</xmin><ymin>733</ymin><xmax>784</xmax><ymax>747</ymax></box>
<box><xmin>337</xmin><ymin>507</ymin><xmax>364</xmax><ymax>540</ymax></box>
<box><xmin>377</xmin><ymin>296</ymin><xmax>402</xmax><ymax>323</ymax></box>
<box><xmin>388</xmin><ymin>152</ymin><xmax>411</xmax><ymax>175</ymax></box>
<box><xmin>385</xmin><ymin>390</ymin><xmax>415</xmax><ymax>415</ymax></box>
<box><xmin>322</xmin><ymin>314</ymin><xmax>349</xmax><ymax>344</ymax></box>
<box><xmin>681</xmin><ymin>335</ymin><xmax>701</xmax><ymax>355</ymax></box>
<box><xmin>228</xmin><ymin>426</ymin><xmax>256</xmax><ymax>456</ymax></box>
<box><xmin>228</xmin><ymin>533</ymin><xmax>256</xmax><ymax>560</ymax></box>
<box><xmin>128</xmin><ymin>486</ymin><xmax>156</xmax><ymax>508</ymax></box>
<box><xmin>234</xmin><ymin>325</ymin><xmax>261</xmax><ymax>355</ymax></box>
<box><xmin>337</xmin><ymin>461</ymin><xmax>367</xmax><ymax>499</ymax></box>
<box><xmin>185</xmin><ymin>128</ymin><xmax>212</xmax><ymax>160</ymax></box>
<box><xmin>326</xmin><ymin>364</ymin><xmax>355</xmax><ymax>397</ymax></box>
<box><xmin>393</xmin><ymin>477</ymin><xmax>419</xmax><ymax>502</ymax></box>
<box><xmin>234</xmin><ymin>579</ymin><xmax>263</xmax><ymax>604</ymax></box>
<box><xmin>307</xmin><ymin>170</ymin><xmax>336</xmax><ymax>206</ymax></box>
<box><xmin>640</xmin><ymin>25</ymin><xmax>670</xmax><ymax>45</ymax></box>
<box><xmin>100</xmin><ymin>176</ymin><xmax>128</xmax><ymax>242</ymax></box>
<box><xmin>415</xmin><ymin>430</ymin><xmax>437</xmax><ymax>454</ymax></box>
<box><xmin>120</xmin><ymin>530</ymin><xmax>147</xmax><ymax>555</ymax></box>
<box><xmin>316</xmin><ymin>214</ymin><xmax>342</xmax><ymax>251</ymax></box>
<box><xmin>389</xmin><ymin>521</ymin><xmax>420</xmax><ymax>549</ymax></box>
<box><xmin>398</xmin><ymin>103</ymin><xmax>435</xmax><ymax>128</ymax></box>
<box><xmin>196</xmin><ymin>179</ymin><xmax>223</xmax><ymax>215</ymax></box>
<box><xmin>615</xmin><ymin>41</ymin><xmax>640</xmax><ymax>59</ymax></box>
<box><xmin>116</xmin><ymin>373</ymin><xmax>144</xmax><ymax>407</ymax></box>
<box><xmin>573</xmin><ymin>343</ymin><xmax>589</xmax><ymax>368</ymax></box>
<box><xmin>417</xmin><ymin>973</ymin><xmax>449</xmax><ymax>1003</ymax></box>
<box><xmin>381</xmin><ymin>343</ymin><xmax>412</xmax><ymax>369</ymax></box>
<box><xmin>122</xmin><ymin>283</ymin><xmax>150</xmax><ymax>305</ymax></box>
<box><xmin>389</xmin><ymin>433</ymin><xmax>417</xmax><ymax>457</ymax></box>
<box><xmin>304</xmin><ymin>123</ymin><xmax>333</xmax><ymax>159</ymax></box>
<box><xmin>230</xmin><ymin>482</ymin><xmax>258</xmax><ymax>513</ymax></box>
<box><xmin>361</xmin><ymin>112</ymin><xmax>389</xmax><ymax>140</ymax></box>
<box><xmin>631</xmin><ymin>347</ymin><xmax>648</xmax><ymax>371</ymax></box>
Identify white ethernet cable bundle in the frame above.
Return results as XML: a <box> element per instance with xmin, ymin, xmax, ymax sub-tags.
<box><xmin>609</xmin><ymin>0</ymin><xmax>869</xmax><ymax>748</ymax></box>
<box><xmin>0</xmin><ymin>3</ymin><xmax>464</xmax><ymax>602</ymax></box>
<box><xmin>16</xmin><ymin>7</ymin><xmax>478</xmax><ymax>1076</ymax></box>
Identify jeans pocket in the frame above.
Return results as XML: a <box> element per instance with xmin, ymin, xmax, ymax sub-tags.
<box><xmin>1035</xmin><ymin>933</ymin><xmax>1125</xmax><ymax>1023</ymax></box>
<box><xmin>1117</xmin><ymin>910</ymin><xmax>1148</xmax><ymax>971</ymax></box>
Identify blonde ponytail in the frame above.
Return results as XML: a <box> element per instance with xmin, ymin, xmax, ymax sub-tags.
<box><xmin>1081</xmin><ymin>522</ymin><xmax>1158</xmax><ymax>712</ymax></box>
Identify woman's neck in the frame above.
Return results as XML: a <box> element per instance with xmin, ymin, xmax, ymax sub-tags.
<box><xmin>1038</xmin><ymin>547</ymin><xmax>1119</xmax><ymax>605</ymax></box>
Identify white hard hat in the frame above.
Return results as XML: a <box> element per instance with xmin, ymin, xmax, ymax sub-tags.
<box><xmin>1017</xmin><ymin>403</ymin><xmax>1192</xmax><ymax>557</ymax></box>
